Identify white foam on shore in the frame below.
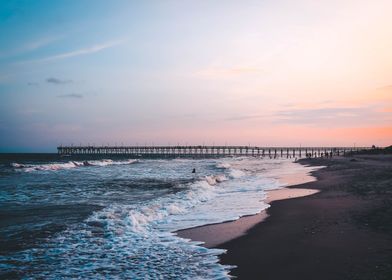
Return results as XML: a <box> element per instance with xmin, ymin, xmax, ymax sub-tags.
<box><xmin>15</xmin><ymin>173</ymin><xmax>235</xmax><ymax>279</ymax></box>
<box><xmin>11</xmin><ymin>159</ymin><xmax>138</xmax><ymax>172</ymax></box>
<box><xmin>9</xmin><ymin>157</ymin><xmax>319</xmax><ymax>279</ymax></box>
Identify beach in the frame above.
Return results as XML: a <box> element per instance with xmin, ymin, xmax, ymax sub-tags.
<box><xmin>1</xmin><ymin>155</ymin><xmax>319</xmax><ymax>279</ymax></box>
<box><xmin>2</xmin><ymin>153</ymin><xmax>391</xmax><ymax>279</ymax></box>
<box><xmin>179</xmin><ymin>154</ymin><xmax>392</xmax><ymax>279</ymax></box>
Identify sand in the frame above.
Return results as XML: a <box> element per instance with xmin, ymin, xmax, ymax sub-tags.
<box><xmin>177</xmin><ymin>188</ymin><xmax>319</xmax><ymax>248</ymax></box>
<box><xmin>178</xmin><ymin>154</ymin><xmax>392</xmax><ymax>279</ymax></box>
<box><xmin>177</xmin><ymin>159</ymin><xmax>321</xmax><ymax>248</ymax></box>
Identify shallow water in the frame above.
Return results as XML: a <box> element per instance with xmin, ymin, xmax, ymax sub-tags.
<box><xmin>0</xmin><ymin>154</ymin><xmax>316</xmax><ymax>279</ymax></box>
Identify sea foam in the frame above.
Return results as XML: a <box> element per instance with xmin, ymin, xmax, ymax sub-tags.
<box><xmin>11</xmin><ymin>159</ymin><xmax>138</xmax><ymax>172</ymax></box>
<box><xmin>2</xmin><ymin>157</ymin><xmax>319</xmax><ymax>279</ymax></box>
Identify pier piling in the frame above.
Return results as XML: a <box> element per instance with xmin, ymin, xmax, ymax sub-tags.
<box><xmin>57</xmin><ymin>145</ymin><xmax>370</xmax><ymax>158</ymax></box>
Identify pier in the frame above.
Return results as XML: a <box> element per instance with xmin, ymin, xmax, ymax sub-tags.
<box><xmin>57</xmin><ymin>145</ymin><xmax>370</xmax><ymax>158</ymax></box>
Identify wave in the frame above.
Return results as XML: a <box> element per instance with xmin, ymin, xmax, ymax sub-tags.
<box><xmin>12</xmin><ymin>176</ymin><xmax>234</xmax><ymax>279</ymax></box>
<box><xmin>97</xmin><ymin>175</ymin><xmax>227</xmax><ymax>234</ymax></box>
<box><xmin>205</xmin><ymin>174</ymin><xmax>227</xmax><ymax>185</ymax></box>
<box><xmin>216</xmin><ymin>162</ymin><xmax>231</xmax><ymax>169</ymax></box>
<box><xmin>10</xmin><ymin>162</ymin><xmax>27</xmax><ymax>168</ymax></box>
<box><xmin>3</xmin><ymin>157</ymin><xmax>322</xmax><ymax>279</ymax></box>
<box><xmin>229</xmin><ymin>169</ymin><xmax>246</xmax><ymax>178</ymax></box>
<box><xmin>216</xmin><ymin>161</ymin><xmax>246</xmax><ymax>179</ymax></box>
<box><xmin>11</xmin><ymin>159</ymin><xmax>138</xmax><ymax>172</ymax></box>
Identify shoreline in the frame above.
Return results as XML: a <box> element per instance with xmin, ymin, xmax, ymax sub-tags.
<box><xmin>176</xmin><ymin>188</ymin><xmax>320</xmax><ymax>248</ymax></box>
<box><xmin>177</xmin><ymin>161</ymin><xmax>322</xmax><ymax>248</ymax></box>
<box><xmin>179</xmin><ymin>155</ymin><xmax>392</xmax><ymax>279</ymax></box>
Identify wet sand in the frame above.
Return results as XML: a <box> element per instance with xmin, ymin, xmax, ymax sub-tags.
<box><xmin>180</xmin><ymin>155</ymin><xmax>392</xmax><ymax>279</ymax></box>
<box><xmin>177</xmin><ymin>161</ymin><xmax>321</xmax><ymax>248</ymax></box>
<box><xmin>177</xmin><ymin>188</ymin><xmax>319</xmax><ymax>248</ymax></box>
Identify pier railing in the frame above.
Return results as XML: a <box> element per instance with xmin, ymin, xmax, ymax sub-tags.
<box><xmin>57</xmin><ymin>145</ymin><xmax>371</xmax><ymax>158</ymax></box>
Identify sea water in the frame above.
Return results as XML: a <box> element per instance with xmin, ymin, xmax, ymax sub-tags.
<box><xmin>0</xmin><ymin>154</ymin><xmax>317</xmax><ymax>279</ymax></box>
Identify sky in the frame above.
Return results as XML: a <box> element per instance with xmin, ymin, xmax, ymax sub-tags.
<box><xmin>0</xmin><ymin>0</ymin><xmax>391</xmax><ymax>152</ymax></box>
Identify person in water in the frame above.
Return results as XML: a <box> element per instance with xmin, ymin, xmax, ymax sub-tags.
<box><xmin>192</xmin><ymin>168</ymin><xmax>196</xmax><ymax>173</ymax></box>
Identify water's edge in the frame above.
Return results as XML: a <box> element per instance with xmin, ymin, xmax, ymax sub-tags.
<box><xmin>176</xmin><ymin>163</ymin><xmax>323</xmax><ymax>248</ymax></box>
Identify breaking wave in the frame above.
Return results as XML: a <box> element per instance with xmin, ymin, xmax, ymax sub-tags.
<box><xmin>1</xmin><ymin>156</ymin><xmax>321</xmax><ymax>279</ymax></box>
<box><xmin>10</xmin><ymin>172</ymin><xmax>235</xmax><ymax>279</ymax></box>
<box><xmin>11</xmin><ymin>159</ymin><xmax>138</xmax><ymax>172</ymax></box>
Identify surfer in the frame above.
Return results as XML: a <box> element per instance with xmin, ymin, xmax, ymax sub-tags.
<box><xmin>192</xmin><ymin>168</ymin><xmax>196</xmax><ymax>173</ymax></box>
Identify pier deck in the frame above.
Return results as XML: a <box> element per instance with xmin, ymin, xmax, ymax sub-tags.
<box><xmin>57</xmin><ymin>145</ymin><xmax>370</xmax><ymax>158</ymax></box>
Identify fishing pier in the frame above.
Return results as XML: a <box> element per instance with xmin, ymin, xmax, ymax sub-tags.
<box><xmin>57</xmin><ymin>145</ymin><xmax>369</xmax><ymax>158</ymax></box>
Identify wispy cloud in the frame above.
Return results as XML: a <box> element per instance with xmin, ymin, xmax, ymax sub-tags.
<box><xmin>225</xmin><ymin>105</ymin><xmax>392</xmax><ymax>127</ymax></box>
<box><xmin>46</xmin><ymin>77</ymin><xmax>73</xmax><ymax>85</ymax></box>
<box><xmin>0</xmin><ymin>36</ymin><xmax>61</xmax><ymax>59</ymax></box>
<box><xmin>274</xmin><ymin>106</ymin><xmax>392</xmax><ymax>126</ymax></box>
<box><xmin>27</xmin><ymin>82</ymin><xmax>39</xmax><ymax>86</ymax></box>
<box><xmin>45</xmin><ymin>40</ymin><xmax>122</xmax><ymax>61</ymax></box>
<box><xmin>33</xmin><ymin>40</ymin><xmax>123</xmax><ymax>63</ymax></box>
<box><xmin>23</xmin><ymin>36</ymin><xmax>61</xmax><ymax>52</ymax></box>
<box><xmin>57</xmin><ymin>93</ymin><xmax>83</xmax><ymax>99</ymax></box>
<box><xmin>13</xmin><ymin>39</ymin><xmax>123</xmax><ymax>65</ymax></box>
<box><xmin>225</xmin><ymin>114</ymin><xmax>267</xmax><ymax>121</ymax></box>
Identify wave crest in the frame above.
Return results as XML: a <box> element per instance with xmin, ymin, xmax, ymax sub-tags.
<box><xmin>11</xmin><ymin>159</ymin><xmax>138</xmax><ymax>172</ymax></box>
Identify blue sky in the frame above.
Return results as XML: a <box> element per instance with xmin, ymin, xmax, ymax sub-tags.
<box><xmin>1</xmin><ymin>0</ymin><xmax>392</xmax><ymax>152</ymax></box>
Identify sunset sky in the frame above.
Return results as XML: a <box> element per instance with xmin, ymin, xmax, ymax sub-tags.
<box><xmin>0</xmin><ymin>0</ymin><xmax>391</xmax><ymax>152</ymax></box>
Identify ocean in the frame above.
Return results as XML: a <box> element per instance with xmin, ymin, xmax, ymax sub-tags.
<box><xmin>0</xmin><ymin>154</ymin><xmax>317</xmax><ymax>279</ymax></box>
